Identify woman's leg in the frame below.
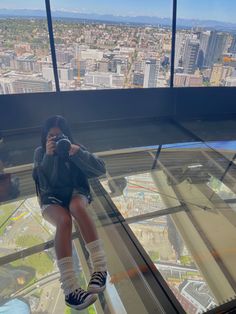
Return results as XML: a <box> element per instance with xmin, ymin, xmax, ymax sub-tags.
<box><xmin>42</xmin><ymin>204</ymin><xmax>72</xmax><ymax>259</ymax></box>
<box><xmin>42</xmin><ymin>204</ymin><xmax>97</xmax><ymax>306</ymax></box>
<box><xmin>42</xmin><ymin>205</ymin><xmax>78</xmax><ymax>296</ymax></box>
<box><xmin>69</xmin><ymin>195</ymin><xmax>98</xmax><ymax>243</ymax></box>
<box><xmin>69</xmin><ymin>195</ymin><xmax>107</xmax><ymax>293</ymax></box>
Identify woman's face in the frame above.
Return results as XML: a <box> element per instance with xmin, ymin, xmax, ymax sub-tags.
<box><xmin>47</xmin><ymin>127</ymin><xmax>62</xmax><ymax>140</ymax></box>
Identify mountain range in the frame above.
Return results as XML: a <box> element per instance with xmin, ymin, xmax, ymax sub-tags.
<box><xmin>0</xmin><ymin>9</ymin><xmax>236</xmax><ymax>31</ymax></box>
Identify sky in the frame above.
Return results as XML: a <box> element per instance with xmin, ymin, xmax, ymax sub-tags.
<box><xmin>0</xmin><ymin>0</ymin><xmax>236</xmax><ymax>24</ymax></box>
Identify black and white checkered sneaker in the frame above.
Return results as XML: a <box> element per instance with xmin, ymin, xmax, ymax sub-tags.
<box><xmin>65</xmin><ymin>288</ymin><xmax>97</xmax><ymax>310</ymax></box>
<box><xmin>87</xmin><ymin>271</ymin><xmax>107</xmax><ymax>293</ymax></box>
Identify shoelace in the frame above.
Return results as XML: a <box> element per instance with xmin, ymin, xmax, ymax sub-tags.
<box><xmin>90</xmin><ymin>271</ymin><xmax>107</xmax><ymax>284</ymax></box>
<box><xmin>72</xmin><ymin>288</ymin><xmax>89</xmax><ymax>302</ymax></box>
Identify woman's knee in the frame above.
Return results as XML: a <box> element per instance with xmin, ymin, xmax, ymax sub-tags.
<box><xmin>56</xmin><ymin>213</ymin><xmax>72</xmax><ymax>229</ymax></box>
<box><xmin>70</xmin><ymin>196</ymin><xmax>88</xmax><ymax>218</ymax></box>
<box><xmin>43</xmin><ymin>205</ymin><xmax>72</xmax><ymax>228</ymax></box>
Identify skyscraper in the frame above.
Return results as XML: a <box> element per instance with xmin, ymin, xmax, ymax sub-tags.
<box><xmin>197</xmin><ymin>32</ymin><xmax>210</xmax><ymax>68</ymax></box>
<box><xmin>183</xmin><ymin>39</ymin><xmax>200</xmax><ymax>74</ymax></box>
<box><xmin>175</xmin><ymin>33</ymin><xmax>186</xmax><ymax>68</ymax></box>
<box><xmin>143</xmin><ymin>59</ymin><xmax>160</xmax><ymax>88</ymax></box>
<box><xmin>228</xmin><ymin>34</ymin><xmax>236</xmax><ymax>54</ymax></box>
<box><xmin>204</xmin><ymin>31</ymin><xmax>227</xmax><ymax>67</ymax></box>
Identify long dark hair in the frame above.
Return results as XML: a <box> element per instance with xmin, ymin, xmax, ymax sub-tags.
<box><xmin>41</xmin><ymin>115</ymin><xmax>74</xmax><ymax>151</ymax></box>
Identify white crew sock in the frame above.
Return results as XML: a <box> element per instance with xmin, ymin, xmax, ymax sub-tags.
<box><xmin>85</xmin><ymin>239</ymin><xmax>107</xmax><ymax>272</ymax></box>
<box><xmin>57</xmin><ymin>256</ymin><xmax>79</xmax><ymax>296</ymax></box>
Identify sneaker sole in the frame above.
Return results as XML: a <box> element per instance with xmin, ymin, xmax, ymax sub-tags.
<box><xmin>87</xmin><ymin>285</ymin><xmax>106</xmax><ymax>294</ymax></box>
<box><xmin>66</xmin><ymin>294</ymin><xmax>97</xmax><ymax>310</ymax></box>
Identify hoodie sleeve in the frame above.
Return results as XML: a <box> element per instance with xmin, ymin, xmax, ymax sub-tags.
<box><xmin>33</xmin><ymin>147</ymin><xmax>56</xmax><ymax>181</ymax></box>
<box><xmin>69</xmin><ymin>146</ymin><xmax>106</xmax><ymax>178</ymax></box>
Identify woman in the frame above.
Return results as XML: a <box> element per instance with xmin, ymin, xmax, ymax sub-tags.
<box><xmin>33</xmin><ymin>115</ymin><xmax>107</xmax><ymax>310</ymax></box>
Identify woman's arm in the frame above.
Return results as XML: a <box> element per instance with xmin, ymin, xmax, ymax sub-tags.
<box><xmin>33</xmin><ymin>146</ymin><xmax>54</xmax><ymax>170</ymax></box>
<box><xmin>69</xmin><ymin>145</ymin><xmax>106</xmax><ymax>178</ymax></box>
<box><xmin>33</xmin><ymin>146</ymin><xmax>56</xmax><ymax>181</ymax></box>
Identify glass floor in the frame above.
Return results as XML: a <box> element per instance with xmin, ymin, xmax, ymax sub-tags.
<box><xmin>0</xmin><ymin>122</ymin><xmax>236</xmax><ymax>313</ymax></box>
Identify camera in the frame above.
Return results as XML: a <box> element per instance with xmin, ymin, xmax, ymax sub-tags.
<box><xmin>54</xmin><ymin>134</ymin><xmax>71</xmax><ymax>158</ymax></box>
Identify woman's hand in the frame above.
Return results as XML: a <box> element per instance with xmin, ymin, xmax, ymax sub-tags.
<box><xmin>69</xmin><ymin>144</ymin><xmax>80</xmax><ymax>156</ymax></box>
<box><xmin>46</xmin><ymin>137</ymin><xmax>56</xmax><ymax>155</ymax></box>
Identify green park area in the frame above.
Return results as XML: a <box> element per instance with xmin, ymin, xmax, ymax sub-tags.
<box><xmin>65</xmin><ymin>304</ymin><xmax>96</xmax><ymax>314</ymax></box>
<box><xmin>11</xmin><ymin>234</ymin><xmax>54</xmax><ymax>276</ymax></box>
<box><xmin>0</xmin><ymin>201</ymin><xmax>21</xmax><ymax>235</ymax></box>
<box><xmin>11</xmin><ymin>251</ymin><xmax>54</xmax><ymax>277</ymax></box>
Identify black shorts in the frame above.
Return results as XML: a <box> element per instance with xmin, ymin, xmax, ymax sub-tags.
<box><xmin>40</xmin><ymin>190</ymin><xmax>91</xmax><ymax>214</ymax></box>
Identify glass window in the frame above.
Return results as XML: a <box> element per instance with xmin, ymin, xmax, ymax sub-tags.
<box><xmin>0</xmin><ymin>1</ymin><xmax>54</xmax><ymax>94</ymax></box>
<box><xmin>50</xmin><ymin>0</ymin><xmax>172</xmax><ymax>91</ymax></box>
<box><xmin>175</xmin><ymin>0</ymin><xmax>236</xmax><ymax>87</ymax></box>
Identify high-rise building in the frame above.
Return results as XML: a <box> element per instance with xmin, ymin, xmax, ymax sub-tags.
<box><xmin>58</xmin><ymin>67</ymin><xmax>74</xmax><ymax>81</ymax></box>
<box><xmin>183</xmin><ymin>39</ymin><xmax>200</xmax><ymax>74</ymax></box>
<box><xmin>134</xmin><ymin>61</ymin><xmax>144</xmax><ymax>73</ymax></box>
<box><xmin>84</xmin><ymin>72</ymin><xmax>112</xmax><ymax>88</ymax></box>
<box><xmin>15</xmin><ymin>54</ymin><xmax>38</xmax><ymax>73</ymax></box>
<box><xmin>197</xmin><ymin>32</ymin><xmax>210</xmax><ymax>68</ymax></box>
<box><xmin>13</xmin><ymin>78</ymin><xmax>52</xmax><ymax>93</ymax></box>
<box><xmin>204</xmin><ymin>31</ymin><xmax>227</xmax><ymax>67</ymax></box>
<box><xmin>56</xmin><ymin>50</ymin><xmax>72</xmax><ymax>64</ymax></box>
<box><xmin>42</xmin><ymin>66</ymin><xmax>54</xmax><ymax>82</ymax></box>
<box><xmin>143</xmin><ymin>59</ymin><xmax>160</xmax><ymax>88</ymax></box>
<box><xmin>175</xmin><ymin>33</ymin><xmax>186</xmax><ymax>68</ymax></box>
<box><xmin>43</xmin><ymin>66</ymin><xmax>74</xmax><ymax>82</ymax></box>
<box><xmin>228</xmin><ymin>34</ymin><xmax>236</xmax><ymax>54</ymax></box>
<box><xmin>133</xmin><ymin>72</ymin><xmax>144</xmax><ymax>87</ymax></box>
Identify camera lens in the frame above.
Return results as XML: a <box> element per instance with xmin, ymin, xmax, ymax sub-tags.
<box><xmin>55</xmin><ymin>135</ymin><xmax>71</xmax><ymax>158</ymax></box>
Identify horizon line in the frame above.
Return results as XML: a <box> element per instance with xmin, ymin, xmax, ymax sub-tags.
<box><xmin>0</xmin><ymin>8</ymin><xmax>235</xmax><ymax>26</ymax></box>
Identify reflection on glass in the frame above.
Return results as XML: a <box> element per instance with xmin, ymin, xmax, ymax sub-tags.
<box><xmin>0</xmin><ymin>3</ymin><xmax>53</xmax><ymax>94</ymax></box>
<box><xmin>102</xmin><ymin>172</ymin><xmax>167</xmax><ymax>219</ymax></box>
<box><xmin>50</xmin><ymin>0</ymin><xmax>172</xmax><ymax>91</ymax></box>
<box><xmin>0</xmin><ymin>173</ymin><xmax>20</xmax><ymax>202</ymax></box>
<box><xmin>175</xmin><ymin>1</ymin><xmax>236</xmax><ymax>87</ymax></box>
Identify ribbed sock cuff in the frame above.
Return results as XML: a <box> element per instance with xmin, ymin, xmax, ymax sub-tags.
<box><xmin>57</xmin><ymin>256</ymin><xmax>79</xmax><ymax>295</ymax></box>
<box><xmin>86</xmin><ymin>239</ymin><xmax>107</xmax><ymax>272</ymax></box>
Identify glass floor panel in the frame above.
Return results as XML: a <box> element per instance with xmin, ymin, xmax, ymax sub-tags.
<box><xmin>0</xmin><ymin>197</ymin><xmax>54</xmax><ymax>258</ymax></box>
<box><xmin>0</xmin><ymin>243</ymin><xmax>96</xmax><ymax>314</ymax></box>
<box><xmin>1</xmin><ymin>139</ymin><xmax>236</xmax><ymax>313</ymax></box>
<box><xmin>129</xmin><ymin>215</ymin><xmax>217</xmax><ymax>313</ymax></box>
<box><xmin>101</xmin><ymin>140</ymin><xmax>236</xmax><ymax>313</ymax></box>
<box><xmin>0</xmin><ymin>193</ymin><xmax>169</xmax><ymax>314</ymax></box>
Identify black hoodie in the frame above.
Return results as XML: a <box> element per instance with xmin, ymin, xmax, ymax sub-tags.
<box><xmin>32</xmin><ymin>145</ymin><xmax>106</xmax><ymax>206</ymax></box>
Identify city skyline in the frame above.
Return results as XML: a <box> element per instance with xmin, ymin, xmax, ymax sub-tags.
<box><xmin>1</xmin><ymin>16</ymin><xmax>236</xmax><ymax>93</ymax></box>
<box><xmin>0</xmin><ymin>0</ymin><xmax>236</xmax><ymax>24</ymax></box>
